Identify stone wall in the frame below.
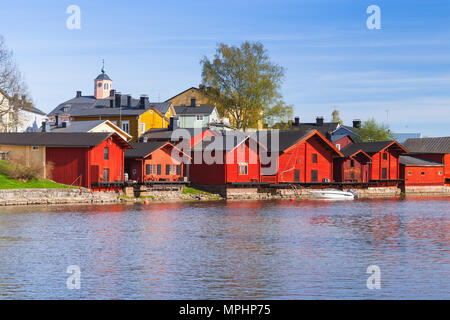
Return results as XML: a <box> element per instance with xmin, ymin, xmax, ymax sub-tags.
<box><xmin>405</xmin><ymin>185</ymin><xmax>450</xmax><ymax>197</ymax></box>
<box><xmin>352</xmin><ymin>187</ymin><xmax>401</xmax><ymax>199</ymax></box>
<box><xmin>0</xmin><ymin>188</ymin><xmax>119</xmax><ymax>206</ymax></box>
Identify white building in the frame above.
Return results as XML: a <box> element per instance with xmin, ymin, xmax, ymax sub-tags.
<box><xmin>0</xmin><ymin>88</ymin><xmax>47</xmax><ymax>132</ymax></box>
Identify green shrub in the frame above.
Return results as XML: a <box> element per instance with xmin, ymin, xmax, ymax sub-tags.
<box><xmin>0</xmin><ymin>160</ymin><xmax>41</xmax><ymax>181</ymax></box>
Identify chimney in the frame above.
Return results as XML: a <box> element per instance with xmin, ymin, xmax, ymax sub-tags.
<box><xmin>127</xmin><ymin>95</ymin><xmax>131</xmax><ymax>108</ymax></box>
<box><xmin>139</xmin><ymin>95</ymin><xmax>149</xmax><ymax>109</ymax></box>
<box><xmin>190</xmin><ymin>98</ymin><xmax>196</xmax><ymax>107</ymax></box>
<box><xmin>109</xmin><ymin>99</ymin><xmax>114</xmax><ymax>108</ymax></box>
<box><xmin>353</xmin><ymin>119</ymin><xmax>361</xmax><ymax>128</ymax></box>
<box><xmin>169</xmin><ymin>116</ymin><xmax>179</xmax><ymax>130</ymax></box>
<box><xmin>115</xmin><ymin>93</ymin><xmax>122</xmax><ymax>108</ymax></box>
<box><xmin>76</xmin><ymin>91</ymin><xmax>82</xmax><ymax>98</ymax></box>
<box><xmin>316</xmin><ymin>116</ymin><xmax>324</xmax><ymax>126</ymax></box>
<box><xmin>294</xmin><ymin>117</ymin><xmax>300</xmax><ymax>126</ymax></box>
<box><xmin>41</xmin><ymin>121</ymin><xmax>50</xmax><ymax>132</ymax></box>
<box><xmin>110</xmin><ymin>89</ymin><xmax>116</xmax><ymax>97</ymax></box>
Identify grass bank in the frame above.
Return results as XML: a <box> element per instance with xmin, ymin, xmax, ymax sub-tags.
<box><xmin>0</xmin><ymin>173</ymin><xmax>74</xmax><ymax>189</ymax></box>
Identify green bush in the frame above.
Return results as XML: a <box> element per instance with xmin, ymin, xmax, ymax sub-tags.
<box><xmin>0</xmin><ymin>160</ymin><xmax>41</xmax><ymax>181</ymax></box>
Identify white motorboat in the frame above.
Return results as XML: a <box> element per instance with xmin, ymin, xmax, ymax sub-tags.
<box><xmin>308</xmin><ymin>189</ymin><xmax>357</xmax><ymax>200</ymax></box>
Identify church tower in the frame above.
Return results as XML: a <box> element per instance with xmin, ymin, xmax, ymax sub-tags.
<box><xmin>94</xmin><ymin>61</ymin><xmax>112</xmax><ymax>99</ymax></box>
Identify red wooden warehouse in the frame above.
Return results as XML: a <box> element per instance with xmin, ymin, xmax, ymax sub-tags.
<box><xmin>403</xmin><ymin>137</ymin><xmax>450</xmax><ymax>185</ymax></box>
<box><xmin>45</xmin><ymin>132</ymin><xmax>130</xmax><ymax>189</ymax></box>
<box><xmin>256</xmin><ymin>129</ymin><xmax>343</xmax><ymax>183</ymax></box>
<box><xmin>338</xmin><ymin>141</ymin><xmax>407</xmax><ymax>181</ymax></box>
<box><xmin>125</xmin><ymin>142</ymin><xmax>190</xmax><ymax>182</ymax></box>
<box><xmin>399</xmin><ymin>155</ymin><xmax>445</xmax><ymax>186</ymax></box>
<box><xmin>189</xmin><ymin>132</ymin><xmax>262</xmax><ymax>185</ymax></box>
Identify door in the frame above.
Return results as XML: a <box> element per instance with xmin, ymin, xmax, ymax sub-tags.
<box><xmin>294</xmin><ymin>169</ymin><xmax>300</xmax><ymax>182</ymax></box>
<box><xmin>311</xmin><ymin>170</ymin><xmax>318</xmax><ymax>182</ymax></box>
<box><xmin>103</xmin><ymin>168</ymin><xmax>109</xmax><ymax>182</ymax></box>
<box><xmin>382</xmin><ymin>168</ymin><xmax>387</xmax><ymax>180</ymax></box>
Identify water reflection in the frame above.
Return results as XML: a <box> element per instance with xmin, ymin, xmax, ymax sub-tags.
<box><xmin>0</xmin><ymin>198</ymin><xmax>448</xmax><ymax>299</ymax></box>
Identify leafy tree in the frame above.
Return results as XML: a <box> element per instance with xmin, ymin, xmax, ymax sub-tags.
<box><xmin>200</xmin><ymin>42</ymin><xmax>292</xmax><ymax>130</ymax></box>
<box><xmin>331</xmin><ymin>109</ymin><xmax>343</xmax><ymax>125</ymax></box>
<box><xmin>0</xmin><ymin>35</ymin><xmax>31</xmax><ymax>132</ymax></box>
<box><xmin>356</xmin><ymin>117</ymin><xmax>394</xmax><ymax>142</ymax></box>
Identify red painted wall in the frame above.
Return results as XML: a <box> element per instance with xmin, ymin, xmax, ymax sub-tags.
<box><xmin>333</xmin><ymin>156</ymin><xmax>370</xmax><ymax>183</ymax></box>
<box><xmin>46</xmin><ymin>147</ymin><xmax>88</xmax><ymax>187</ymax></box>
<box><xmin>400</xmin><ymin>165</ymin><xmax>445</xmax><ymax>186</ymax></box>
<box><xmin>46</xmin><ymin>136</ymin><xmax>126</xmax><ymax>188</ymax></box>
<box><xmin>189</xmin><ymin>139</ymin><xmax>260</xmax><ymax>185</ymax></box>
<box><xmin>333</xmin><ymin>136</ymin><xmax>354</xmax><ymax>151</ymax></box>
<box><xmin>125</xmin><ymin>145</ymin><xmax>185</xmax><ymax>182</ymax></box>
<box><xmin>273</xmin><ymin>135</ymin><xmax>335</xmax><ymax>183</ymax></box>
<box><xmin>369</xmin><ymin>150</ymin><xmax>400</xmax><ymax>180</ymax></box>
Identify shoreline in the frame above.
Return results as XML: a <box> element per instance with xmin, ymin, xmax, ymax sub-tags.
<box><xmin>0</xmin><ymin>185</ymin><xmax>449</xmax><ymax>207</ymax></box>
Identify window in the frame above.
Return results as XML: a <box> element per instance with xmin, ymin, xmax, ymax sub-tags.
<box><xmin>408</xmin><ymin>171</ymin><xmax>412</xmax><ymax>176</ymax></box>
<box><xmin>141</xmin><ymin>122</ymin><xmax>146</xmax><ymax>134</ymax></box>
<box><xmin>103</xmin><ymin>168</ymin><xmax>109</xmax><ymax>182</ymax></box>
<box><xmin>121</xmin><ymin>120</ymin><xmax>130</xmax><ymax>133</ymax></box>
<box><xmin>191</xmin><ymin>98</ymin><xmax>196</xmax><ymax>106</ymax></box>
<box><xmin>438</xmin><ymin>171</ymin><xmax>443</xmax><ymax>175</ymax></box>
<box><xmin>104</xmin><ymin>147</ymin><xmax>109</xmax><ymax>160</ymax></box>
<box><xmin>421</xmin><ymin>172</ymin><xmax>425</xmax><ymax>176</ymax></box>
<box><xmin>31</xmin><ymin>146</ymin><xmax>39</xmax><ymax>151</ymax></box>
<box><xmin>166</xmin><ymin>164</ymin><xmax>177</xmax><ymax>175</ymax></box>
<box><xmin>239</xmin><ymin>163</ymin><xmax>248</xmax><ymax>175</ymax></box>
<box><xmin>145</xmin><ymin>164</ymin><xmax>157</xmax><ymax>175</ymax></box>
<box><xmin>382</xmin><ymin>168</ymin><xmax>387</xmax><ymax>180</ymax></box>
<box><xmin>312</xmin><ymin>154</ymin><xmax>318</xmax><ymax>164</ymax></box>
<box><xmin>98</xmin><ymin>82</ymin><xmax>102</xmax><ymax>88</ymax></box>
<box><xmin>176</xmin><ymin>165</ymin><xmax>181</xmax><ymax>175</ymax></box>
<box><xmin>383</xmin><ymin>153</ymin><xmax>388</xmax><ymax>160</ymax></box>
<box><xmin>350</xmin><ymin>160</ymin><xmax>355</xmax><ymax>167</ymax></box>
<box><xmin>350</xmin><ymin>172</ymin><xmax>355</xmax><ymax>180</ymax></box>
<box><xmin>196</xmin><ymin>115</ymin><xmax>203</xmax><ymax>121</ymax></box>
<box><xmin>0</xmin><ymin>152</ymin><xmax>8</xmax><ymax>160</ymax></box>
<box><xmin>157</xmin><ymin>164</ymin><xmax>161</xmax><ymax>175</ymax></box>
<box><xmin>336</xmin><ymin>144</ymin><xmax>341</xmax><ymax>150</ymax></box>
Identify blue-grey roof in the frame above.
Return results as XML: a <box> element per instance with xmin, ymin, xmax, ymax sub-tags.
<box><xmin>48</xmin><ymin>95</ymin><xmax>171</xmax><ymax>118</ymax></box>
<box><xmin>393</xmin><ymin>133</ymin><xmax>422</xmax><ymax>144</ymax></box>
<box><xmin>95</xmin><ymin>73</ymin><xmax>112</xmax><ymax>81</ymax></box>
<box><xmin>51</xmin><ymin>120</ymin><xmax>106</xmax><ymax>133</ymax></box>
<box><xmin>174</xmin><ymin>105</ymin><xmax>216</xmax><ymax>116</ymax></box>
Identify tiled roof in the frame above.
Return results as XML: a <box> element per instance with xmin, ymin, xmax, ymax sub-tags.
<box><xmin>399</xmin><ymin>155</ymin><xmax>443</xmax><ymax>167</ymax></box>
<box><xmin>51</xmin><ymin>120</ymin><xmax>105</xmax><ymax>132</ymax></box>
<box><xmin>340</xmin><ymin>141</ymin><xmax>397</xmax><ymax>155</ymax></box>
<box><xmin>291</xmin><ymin>122</ymin><xmax>340</xmax><ymax>137</ymax></box>
<box><xmin>95</xmin><ymin>73</ymin><xmax>112</xmax><ymax>81</ymax></box>
<box><xmin>0</xmin><ymin>132</ymin><xmax>118</xmax><ymax>147</ymax></box>
<box><xmin>403</xmin><ymin>137</ymin><xmax>450</xmax><ymax>154</ymax></box>
<box><xmin>252</xmin><ymin>129</ymin><xmax>313</xmax><ymax>152</ymax></box>
<box><xmin>174</xmin><ymin>105</ymin><xmax>216</xmax><ymax>115</ymax></box>
<box><xmin>125</xmin><ymin>142</ymin><xmax>169</xmax><ymax>158</ymax></box>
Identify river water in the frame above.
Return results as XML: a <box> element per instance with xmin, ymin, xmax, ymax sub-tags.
<box><xmin>0</xmin><ymin>198</ymin><xmax>448</xmax><ymax>299</ymax></box>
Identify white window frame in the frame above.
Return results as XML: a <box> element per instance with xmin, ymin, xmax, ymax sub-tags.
<box><xmin>196</xmin><ymin>115</ymin><xmax>203</xmax><ymax>121</ymax></box>
<box><xmin>121</xmin><ymin>120</ymin><xmax>130</xmax><ymax>133</ymax></box>
<box><xmin>336</xmin><ymin>144</ymin><xmax>341</xmax><ymax>150</ymax></box>
<box><xmin>239</xmin><ymin>163</ymin><xmax>248</xmax><ymax>175</ymax></box>
<box><xmin>141</xmin><ymin>122</ymin><xmax>146</xmax><ymax>134</ymax></box>
<box><xmin>31</xmin><ymin>146</ymin><xmax>39</xmax><ymax>151</ymax></box>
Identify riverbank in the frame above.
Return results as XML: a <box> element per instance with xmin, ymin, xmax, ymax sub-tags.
<box><xmin>1</xmin><ymin>185</ymin><xmax>450</xmax><ymax>206</ymax></box>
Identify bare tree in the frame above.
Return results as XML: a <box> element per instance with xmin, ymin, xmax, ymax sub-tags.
<box><xmin>0</xmin><ymin>35</ymin><xmax>30</xmax><ymax>132</ymax></box>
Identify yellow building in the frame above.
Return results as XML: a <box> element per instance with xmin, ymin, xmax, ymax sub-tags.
<box><xmin>0</xmin><ymin>144</ymin><xmax>46</xmax><ymax>178</ymax></box>
<box><xmin>48</xmin><ymin>66</ymin><xmax>175</xmax><ymax>142</ymax></box>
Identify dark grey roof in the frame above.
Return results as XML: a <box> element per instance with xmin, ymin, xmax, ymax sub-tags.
<box><xmin>174</xmin><ymin>105</ymin><xmax>216</xmax><ymax>116</ymax></box>
<box><xmin>125</xmin><ymin>142</ymin><xmax>169</xmax><ymax>158</ymax></box>
<box><xmin>0</xmin><ymin>132</ymin><xmax>116</xmax><ymax>147</ymax></box>
<box><xmin>142</xmin><ymin>127</ymin><xmax>213</xmax><ymax>142</ymax></box>
<box><xmin>95</xmin><ymin>73</ymin><xmax>111</xmax><ymax>81</ymax></box>
<box><xmin>165</xmin><ymin>87</ymin><xmax>198</xmax><ymax>102</ymax></box>
<box><xmin>291</xmin><ymin>122</ymin><xmax>339</xmax><ymax>137</ymax></box>
<box><xmin>340</xmin><ymin>141</ymin><xmax>398</xmax><ymax>155</ymax></box>
<box><xmin>48</xmin><ymin>95</ymin><xmax>171</xmax><ymax>118</ymax></box>
<box><xmin>193</xmin><ymin>130</ymin><xmax>249</xmax><ymax>152</ymax></box>
<box><xmin>51</xmin><ymin>120</ymin><xmax>106</xmax><ymax>133</ymax></box>
<box><xmin>403</xmin><ymin>137</ymin><xmax>450</xmax><ymax>154</ymax></box>
<box><xmin>400</xmin><ymin>155</ymin><xmax>443</xmax><ymax>167</ymax></box>
<box><xmin>253</xmin><ymin>129</ymin><xmax>313</xmax><ymax>152</ymax></box>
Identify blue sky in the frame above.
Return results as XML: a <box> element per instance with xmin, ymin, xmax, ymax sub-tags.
<box><xmin>1</xmin><ymin>0</ymin><xmax>450</xmax><ymax>136</ymax></box>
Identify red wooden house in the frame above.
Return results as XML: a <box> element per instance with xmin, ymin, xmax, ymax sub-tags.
<box><xmin>189</xmin><ymin>132</ymin><xmax>262</xmax><ymax>185</ymax></box>
<box><xmin>333</xmin><ymin>145</ymin><xmax>372</xmax><ymax>183</ymax></box>
<box><xmin>403</xmin><ymin>137</ymin><xmax>450</xmax><ymax>185</ymax></box>
<box><xmin>0</xmin><ymin>132</ymin><xmax>130</xmax><ymax>189</ymax></box>
<box><xmin>256</xmin><ymin>129</ymin><xmax>343</xmax><ymax>183</ymax></box>
<box><xmin>125</xmin><ymin>142</ymin><xmax>190</xmax><ymax>182</ymax></box>
<box><xmin>338</xmin><ymin>141</ymin><xmax>407</xmax><ymax>181</ymax></box>
<box><xmin>399</xmin><ymin>155</ymin><xmax>445</xmax><ymax>186</ymax></box>
<box><xmin>45</xmin><ymin>132</ymin><xmax>130</xmax><ymax>189</ymax></box>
